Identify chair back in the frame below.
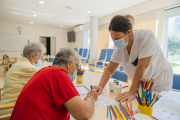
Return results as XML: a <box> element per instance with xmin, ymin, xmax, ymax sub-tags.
<box><xmin>74</xmin><ymin>48</ymin><xmax>78</xmax><ymax>52</ymax></box>
<box><xmin>49</xmin><ymin>58</ymin><xmax>55</xmax><ymax>62</ymax></box>
<box><xmin>97</xmin><ymin>49</ymin><xmax>107</xmax><ymax>65</ymax></box>
<box><xmin>111</xmin><ymin>70</ymin><xmax>127</xmax><ymax>82</ymax></box>
<box><xmin>173</xmin><ymin>74</ymin><xmax>180</xmax><ymax>91</ymax></box>
<box><xmin>0</xmin><ymin>103</ymin><xmax>15</xmax><ymax>119</ymax></box>
<box><xmin>105</xmin><ymin>49</ymin><xmax>114</xmax><ymax>62</ymax></box>
<box><xmin>82</xmin><ymin>49</ymin><xmax>88</xmax><ymax>58</ymax></box>
<box><xmin>79</xmin><ymin>48</ymin><xmax>83</xmax><ymax>56</ymax></box>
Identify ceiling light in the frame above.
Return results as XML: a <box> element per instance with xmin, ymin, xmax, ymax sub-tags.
<box><xmin>64</xmin><ymin>6</ymin><xmax>71</xmax><ymax>9</ymax></box>
<box><xmin>71</xmin><ymin>20</ymin><xmax>74</xmax><ymax>22</ymax></box>
<box><xmin>87</xmin><ymin>11</ymin><xmax>91</xmax><ymax>13</ymax></box>
<box><xmin>60</xmin><ymin>25</ymin><xmax>63</xmax><ymax>27</ymax></box>
<box><xmin>30</xmin><ymin>22</ymin><xmax>33</xmax><ymax>24</ymax></box>
<box><xmin>39</xmin><ymin>1</ymin><xmax>44</xmax><ymax>4</ymax></box>
<box><xmin>33</xmin><ymin>15</ymin><xmax>37</xmax><ymax>16</ymax></box>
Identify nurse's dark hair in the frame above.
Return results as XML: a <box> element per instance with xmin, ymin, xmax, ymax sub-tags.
<box><xmin>109</xmin><ymin>14</ymin><xmax>134</xmax><ymax>34</ymax></box>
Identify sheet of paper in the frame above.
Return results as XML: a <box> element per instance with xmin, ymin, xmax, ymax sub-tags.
<box><xmin>152</xmin><ymin>91</ymin><xmax>180</xmax><ymax>120</ymax></box>
<box><xmin>75</xmin><ymin>86</ymin><xmax>90</xmax><ymax>95</ymax></box>
<box><xmin>153</xmin><ymin>107</ymin><xmax>180</xmax><ymax>120</ymax></box>
<box><xmin>154</xmin><ymin>91</ymin><xmax>180</xmax><ymax>116</ymax></box>
<box><xmin>82</xmin><ymin>95</ymin><xmax>116</xmax><ymax>109</ymax></box>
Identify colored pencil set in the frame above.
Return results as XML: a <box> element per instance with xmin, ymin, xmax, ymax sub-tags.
<box><xmin>77</xmin><ymin>68</ymin><xmax>85</xmax><ymax>75</ymax></box>
<box><xmin>107</xmin><ymin>101</ymin><xmax>138</xmax><ymax>120</ymax></box>
<box><xmin>135</xmin><ymin>78</ymin><xmax>160</xmax><ymax>107</ymax></box>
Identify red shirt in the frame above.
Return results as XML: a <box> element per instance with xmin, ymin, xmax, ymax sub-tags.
<box><xmin>11</xmin><ymin>66</ymin><xmax>79</xmax><ymax>120</ymax></box>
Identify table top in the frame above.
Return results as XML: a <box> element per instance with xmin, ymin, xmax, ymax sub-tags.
<box><xmin>71</xmin><ymin>71</ymin><xmax>156</xmax><ymax>120</ymax></box>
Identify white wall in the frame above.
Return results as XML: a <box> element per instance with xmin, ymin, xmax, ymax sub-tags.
<box><xmin>0</xmin><ymin>22</ymin><xmax>68</xmax><ymax>59</ymax></box>
<box><xmin>68</xmin><ymin>0</ymin><xmax>180</xmax><ymax>49</ymax></box>
<box><xmin>39</xmin><ymin>37</ymin><xmax>47</xmax><ymax>55</ymax></box>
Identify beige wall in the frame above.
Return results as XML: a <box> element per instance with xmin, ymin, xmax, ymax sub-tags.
<box><xmin>68</xmin><ymin>0</ymin><xmax>180</xmax><ymax>49</ymax></box>
<box><xmin>0</xmin><ymin>22</ymin><xmax>68</xmax><ymax>59</ymax></box>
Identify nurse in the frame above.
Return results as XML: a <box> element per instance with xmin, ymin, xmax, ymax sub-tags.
<box><xmin>93</xmin><ymin>14</ymin><xmax>173</xmax><ymax>102</ymax></box>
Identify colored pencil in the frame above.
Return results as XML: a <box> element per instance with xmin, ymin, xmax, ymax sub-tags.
<box><xmin>118</xmin><ymin>108</ymin><xmax>127</xmax><ymax>120</ymax></box>
<box><xmin>143</xmin><ymin>97</ymin><xmax>145</xmax><ymax>106</ymax></box>
<box><xmin>118</xmin><ymin>101</ymin><xmax>129</xmax><ymax>116</ymax></box>
<box><xmin>114</xmin><ymin>106</ymin><xmax>121</xmax><ymax>120</ymax></box>
<box><xmin>135</xmin><ymin>95</ymin><xmax>139</xmax><ymax>104</ymax></box>
<box><xmin>109</xmin><ymin>106</ymin><xmax>112</xmax><ymax>120</ymax></box>
<box><xmin>126</xmin><ymin>102</ymin><xmax>131</xmax><ymax>116</ymax></box>
<box><xmin>115</xmin><ymin>106</ymin><xmax>123</xmax><ymax>120</ymax></box>
<box><xmin>118</xmin><ymin>105</ymin><xmax>129</xmax><ymax>119</ymax></box>
<box><xmin>110</xmin><ymin>105</ymin><xmax>117</xmax><ymax>120</ymax></box>
<box><xmin>124</xmin><ymin>103</ymin><xmax>129</xmax><ymax>114</ymax></box>
<box><xmin>107</xmin><ymin>105</ymin><xmax>108</xmax><ymax>119</ymax></box>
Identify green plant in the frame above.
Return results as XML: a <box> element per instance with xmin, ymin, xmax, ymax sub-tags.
<box><xmin>167</xmin><ymin>28</ymin><xmax>180</xmax><ymax>57</ymax></box>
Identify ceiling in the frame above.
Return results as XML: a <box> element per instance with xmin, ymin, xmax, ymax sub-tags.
<box><xmin>0</xmin><ymin>0</ymin><xmax>148</xmax><ymax>29</ymax></box>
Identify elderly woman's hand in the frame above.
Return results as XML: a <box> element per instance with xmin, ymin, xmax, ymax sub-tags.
<box><xmin>92</xmin><ymin>86</ymin><xmax>103</xmax><ymax>95</ymax></box>
<box><xmin>87</xmin><ymin>89</ymin><xmax>98</xmax><ymax>101</ymax></box>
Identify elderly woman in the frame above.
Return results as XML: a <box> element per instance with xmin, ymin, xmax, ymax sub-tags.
<box><xmin>11</xmin><ymin>48</ymin><xmax>98</xmax><ymax>120</ymax></box>
<box><xmin>0</xmin><ymin>42</ymin><xmax>46</xmax><ymax>116</ymax></box>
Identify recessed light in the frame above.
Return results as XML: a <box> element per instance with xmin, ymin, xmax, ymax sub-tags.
<box><xmin>33</xmin><ymin>15</ymin><xmax>37</xmax><ymax>16</ymax></box>
<box><xmin>30</xmin><ymin>22</ymin><xmax>33</xmax><ymax>24</ymax></box>
<box><xmin>71</xmin><ymin>20</ymin><xmax>74</xmax><ymax>22</ymax></box>
<box><xmin>64</xmin><ymin>6</ymin><xmax>71</xmax><ymax>9</ymax></box>
<box><xmin>39</xmin><ymin>1</ymin><xmax>44</xmax><ymax>4</ymax></box>
<box><xmin>60</xmin><ymin>25</ymin><xmax>63</xmax><ymax>27</ymax></box>
<box><xmin>87</xmin><ymin>11</ymin><xmax>91</xmax><ymax>13</ymax></box>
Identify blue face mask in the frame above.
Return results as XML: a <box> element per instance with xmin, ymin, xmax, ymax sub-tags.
<box><xmin>68</xmin><ymin>70</ymin><xmax>77</xmax><ymax>81</ymax></box>
<box><xmin>33</xmin><ymin>60</ymin><xmax>42</xmax><ymax>67</ymax></box>
<box><xmin>114</xmin><ymin>36</ymin><xmax>128</xmax><ymax>49</ymax></box>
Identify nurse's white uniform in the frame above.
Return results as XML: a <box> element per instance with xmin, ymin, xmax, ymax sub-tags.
<box><xmin>111</xmin><ymin>29</ymin><xmax>173</xmax><ymax>92</ymax></box>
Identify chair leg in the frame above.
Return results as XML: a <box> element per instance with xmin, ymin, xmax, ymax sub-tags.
<box><xmin>126</xmin><ymin>77</ymin><xmax>129</xmax><ymax>83</ymax></box>
<box><xmin>118</xmin><ymin>65</ymin><xmax>120</xmax><ymax>71</ymax></box>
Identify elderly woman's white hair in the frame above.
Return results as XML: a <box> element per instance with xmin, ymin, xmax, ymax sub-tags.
<box><xmin>53</xmin><ymin>48</ymin><xmax>81</xmax><ymax>67</ymax></box>
<box><xmin>23</xmin><ymin>42</ymin><xmax>46</xmax><ymax>59</ymax></box>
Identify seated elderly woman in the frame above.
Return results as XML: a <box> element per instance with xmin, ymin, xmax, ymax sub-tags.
<box><xmin>0</xmin><ymin>42</ymin><xmax>46</xmax><ymax>116</ymax></box>
<box><xmin>10</xmin><ymin>48</ymin><xmax>98</xmax><ymax>120</ymax></box>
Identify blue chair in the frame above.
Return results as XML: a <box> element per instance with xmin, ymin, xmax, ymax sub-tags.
<box><xmin>79</xmin><ymin>48</ymin><xmax>83</xmax><ymax>56</ymax></box>
<box><xmin>49</xmin><ymin>57</ymin><xmax>55</xmax><ymax>62</ymax></box>
<box><xmin>173</xmin><ymin>74</ymin><xmax>180</xmax><ymax>91</ymax></box>
<box><xmin>74</xmin><ymin>48</ymin><xmax>78</xmax><ymax>52</ymax></box>
<box><xmin>82</xmin><ymin>49</ymin><xmax>89</xmax><ymax>58</ymax></box>
<box><xmin>0</xmin><ymin>59</ymin><xmax>9</xmax><ymax>73</ymax></box>
<box><xmin>96</xmin><ymin>49</ymin><xmax>113</xmax><ymax>71</ymax></box>
<box><xmin>89</xmin><ymin>49</ymin><xmax>108</xmax><ymax>72</ymax></box>
<box><xmin>111</xmin><ymin>70</ymin><xmax>129</xmax><ymax>83</ymax></box>
<box><xmin>82</xmin><ymin>50</ymin><xmax>90</xmax><ymax>66</ymax></box>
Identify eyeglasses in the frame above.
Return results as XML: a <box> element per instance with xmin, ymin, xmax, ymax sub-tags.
<box><xmin>73</xmin><ymin>62</ymin><xmax>81</xmax><ymax>69</ymax></box>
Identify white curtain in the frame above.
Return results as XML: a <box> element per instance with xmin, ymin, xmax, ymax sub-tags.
<box><xmin>133</xmin><ymin>10</ymin><xmax>164</xmax><ymax>47</ymax></box>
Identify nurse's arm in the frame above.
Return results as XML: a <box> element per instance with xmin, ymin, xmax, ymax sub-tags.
<box><xmin>129</xmin><ymin>56</ymin><xmax>152</xmax><ymax>94</ymax></box>
<box><xmin>98</xmin><ymin>61</ymin><xmax>119</xmax><ymax>88</ymax></box>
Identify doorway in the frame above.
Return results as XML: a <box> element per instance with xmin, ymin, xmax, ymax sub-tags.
<box><xmin>39</xmin><ymin>36</ymin><xmax>56</xmax><ymax>56</ymax></box>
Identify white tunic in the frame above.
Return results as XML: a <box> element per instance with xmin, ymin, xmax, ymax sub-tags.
<box><xmin>111</xmin><ymin>29</ymin><xmax>173</xmax><ymax>92</ymax></box>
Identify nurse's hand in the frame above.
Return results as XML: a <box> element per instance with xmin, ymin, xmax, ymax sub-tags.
<box><xmin>92</xmin><ymin>86</ymin><xmax>103</xmax><ymax>95</ymax></box>
<box><xmin>115</xmin><ymin>91</ymin><xmax>135</xmax><ymax>103</ymax></box>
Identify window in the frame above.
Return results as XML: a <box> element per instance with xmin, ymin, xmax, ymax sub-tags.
<box><xmin>109</xmin><ymin>33</ymin><xmax>114</xmax><ymax>49</ymax></box>
<box><xmin>163</xmin><ymin>7</ymin><xmax>180</xmax><ymax>74</ymax></box>
<box><xmin>84</xmin><ymin>29</ymin><xmax>90</xmax><ymax>48</ymax></box>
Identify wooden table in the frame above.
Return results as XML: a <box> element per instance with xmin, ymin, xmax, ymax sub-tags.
<box><xmin>71</xmin><ymin>71</ymin><xmax>156</xmax><ymax>120</ymax></box>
